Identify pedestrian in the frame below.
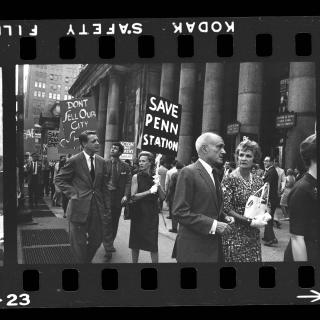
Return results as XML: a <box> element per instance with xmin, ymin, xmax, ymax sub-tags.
<box><xmin>279</xmin><ymin>168</ymin><xmax>295</xmax><ymax>221</ymax></box>
<box><xmin>157</xmin><ymin>159</ymin><xmax>168</xmax><ymax>212</ymax></box>
<box><xmin>49</xmin><ymin>161</ymin><xmax>55</xmax><ymax>199</ymax></box>
<box><xmin>251</xmin><ymin>164</ymin><xmax>257</xmax><ymax>175</ymax></box>
<box><xmin>256</xmin><ymin>163</ymin><xmax>264</xmax><ymax>178</ymax></box>
<box><xmin>129</xmin><ymin>151</ymin><xmax>165</xmax><ymax>263</ymax></box>
<box><xmin>294</xmin><ymin>168</ymin><xmax>303</xmax><ymax>181</ymax></box>
<box><xmin>55</xmin><ymin>130</ymin><xmax>113</xmax><ymax>263</ymax></box>
<box><xmin>166</xmin><ymin>161</ymin><xmax>184</xmax><ymax>233</ymax></box>
<box><xmin>221</xmin><ymin>138</ymin><xmax>268</xmax><ymax>262</ymax></box>
<box><xmin>273</xmin><ymin>159</ymin><xmax>286</xmax><ymax>228</ymax></box>
<box><xmin>53</xmin><ymin>155</ymin><xmax>66</xmax><ymax>207</ymax></box>
<box><xmin>172</xmin><ymin>132</ymin><xmax>233</xmax><ymax>263</ymax></box>
<box><xmin>164</xmin><ymin>160</ymin><xmax>177</xmax><ymax>219</ymax></box>
<box><xmin>262</xmin><ymin>156</ymin><xmax>279</xmax><ymax>246</ymax></box>
<box><xmin>223</xmin><ymin>161</ymin><xmax>231</xmax><ymax>178</ymax></box>
<box><xmin>105</xmin><ymin>142</ymin><xmax>132</xmax><ymax>254</ymax></box>
<box><xmin>284</xmin><ymin>134</ymin><xmax>318</xmax><ymax>262</ymax></box>
<box><xmin>25</xmin><ymin>153</ymin><xmax>42</xmax><ymax>209</ymax></box>
<box><xmin>41</xmin><ymin>156</ymin><xmax>50</xmax><ymax>197</ymax></box>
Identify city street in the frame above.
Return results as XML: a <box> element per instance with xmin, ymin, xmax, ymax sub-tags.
<box><xmin>17</xmin><ymin>193</ymin><xmax>289</xmax><ymax>264</ymax></box>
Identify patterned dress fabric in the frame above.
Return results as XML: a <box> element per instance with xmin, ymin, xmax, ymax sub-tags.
<box><xmin>221</xmin><ymin>172</ymin><xmax>264</xmax><ymax>262</ymax></box>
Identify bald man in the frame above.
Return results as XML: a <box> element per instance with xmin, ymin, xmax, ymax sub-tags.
<box><xmin>172</xmin><ymin>132</ymin><xmax>233</xmax><ymax>262</ymax></box>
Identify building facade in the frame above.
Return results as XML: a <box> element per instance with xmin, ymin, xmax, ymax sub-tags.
<box><xmin>69</xmin><ymin>62</ymin><xmax>317</xmax><ymax>171</ymax></box>
<box><xmin>24</xmin><ymin>64</ymin><xmax>82</xmax><ymax>153</ymax></box>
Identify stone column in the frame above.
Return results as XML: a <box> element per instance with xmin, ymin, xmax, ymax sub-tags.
<box><xmin>160</xmin><ymin>63</ymin><xmax>179</xmax><ymax>101</ymax></box>
<box><xmin>177</xmin><ymin>63</ymin><xmax>197</xmax><ymax>165</ymax></box>
<box><xmin>285</xmin><ymin>62</ymin><xmax>316</xmax><ymax>170</ymax></box>
<box><xmin>202</xmin><ymin>63</ymin><xmax>225</xmax><ymax>133</ymax></box>
<box><xmin>96</xmin><ymin>78</ymin><xmax>108</xmax><ymax>157</ymax></box>
<box><xmin>236</xmin><ymin>62</ymin><xmax>263</xmax><ymax>145</ymax></box>
<box><xmin>147</xmin><ymin>64</ymin><xmax>161</xmax><ymax>96</ymax></box>
<box><xmin>104</xmin><ymin>71</ymin><xmax>121</xmax><ymax>159</ymax></box>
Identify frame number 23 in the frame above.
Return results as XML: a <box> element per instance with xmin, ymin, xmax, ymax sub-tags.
<box><xmin>2</xmin><ymin>294</ymin><xmax>31</xmax><ymax>306</ymax></box>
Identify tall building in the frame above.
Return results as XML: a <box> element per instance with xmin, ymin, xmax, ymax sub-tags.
<box><xmin>24</xmin><ymin>64</ymin><xmax>81</xmax><ymax>153</ymax></box>
<box><xmin>69</xmin><ymin>62</ymin><xmax>316</xmax><ymax>171</ymax></box>
<box><xmin>25</xmin><ymin>64</ymin><xmax>82</xmax><ymax>125</ymax></box>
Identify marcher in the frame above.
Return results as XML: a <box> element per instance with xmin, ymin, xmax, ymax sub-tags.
<box><xmin>273</xmin><ymin>159</ymin><xmax>286</xmax><ymax>228</ymax></box>
<box><xmin>105</xmin><ymin>142</ymin><xmax>131</xmax><ymax>253</ymax></box>
<box><xmin>294</xmin><ymin>168</ymin><xmax>303</xmax><ymax>181</ymax></box>
<box><xmin>284</xmin><ymin>134</ymin><xmax>318</xmax><ymax>262</ymax></box>
<box><xmin>25</xmin><ymin>153</ymin><xmax>42</xmax><ymax>209</ymax></box>
<box><xmin>158</xmin><ymin>159</ymin><xmax>168</xmax><ymax>212</ymax></box>
<box><xmin>129</xmin><ymin>151</ymin><xmax>165</xmax><ymax>263</ymax></box>
<box><xmin>221</xmin><ymin>138</ymin><xmax>267</xmax><ymax>262</ymax></box>
<box><xmin>53</xmin><ymin>155</ymin><xmax>66</xmax><ymax>207</ymax></box>
<box><xmin>166</xmin><ymin>161</ymin><xmax>184</xmax><ymax>233</ymax></box>
<box><xmin>41</xmin><ymin>156</ymin><xmax>50</xmax><ymax>197</ymax></box>
<box><xmin>172</xmin><ymin>132</ymin><xmax>233</xmax><ymax>263</ymax></box>
<box><xmin>55</xmin><ymin>130</ymin><xmax>113</xmax><ymax>263</ymax></box>
<box><xmin>164</xmin><ymin>160</ymin><xmax>177</xmax><ymax>219</ymax></box>
<box><xmin>262</xmin><ymin>156</ymin><xmax>279</xmax><ymax>246</ymax></box>
<box><xmin>280</xmin><ymin>168</ymin><xmax>295</xmax><ymax>220</ymax></box>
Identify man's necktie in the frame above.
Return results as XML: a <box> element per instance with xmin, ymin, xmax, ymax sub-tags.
<box><xmin>90</xmin><ymin>156</ymin><xmax>95</xmax><ymax>182</ymax></box>
<box><xmin>212</xmin><ymin>169</ymin><xmax>222</xmax><ymax>208</ymax></box>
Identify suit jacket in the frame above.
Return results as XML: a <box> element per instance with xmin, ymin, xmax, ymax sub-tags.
<box><xmin>263</xmin><ymin>166</ymin><xmax>279</xmax><ymax>207</ymax></box>
<box><xmin>172</xmin><ymin>160</ymin><xmax>225</xmax><ymax>262</ymax></box>
<box><xmin>105</xmin><ymin>159</ymin><xmax>132</xmax><ymax>198</ymax></box>
<box><xmin>26</xmin><ymin>161</ymin><xmax>42</xmax><ymax>185</ymax></box>
<box><xmin>54</xmin><ymin>152</ymin><xmax>111</xmax><ymax>223</ymax></box>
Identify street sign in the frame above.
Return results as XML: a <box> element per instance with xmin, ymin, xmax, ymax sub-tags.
<box><xmin>276</xmin><ymin>112</ymin><xmax>296</xmax><ymax>129</ymax></box>
<box><xmin>227</xmin><ymin>122</ymin><xmax>240</xmax><ymax>135</ymax></box>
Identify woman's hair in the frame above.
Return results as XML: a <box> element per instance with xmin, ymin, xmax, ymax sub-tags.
<box><xmin>235</xmin><ymin>139</ymin><xmax>262</xmax><ymax>164</ymax></box>
<box><xmin>286</xmin><ymin>168</ymin><xmax>294</xmax><ymax>176</ymax></box>
<box><xmin>138</xmin><ymin>151</ymin><xmax>156</xmax><ymax>175</ymax></box>
<box><xmin>300</xmin><ymin>134</ymin><xmax>316</xmax><ymax>168</ymax></box>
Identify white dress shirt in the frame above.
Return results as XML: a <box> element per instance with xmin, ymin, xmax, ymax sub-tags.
<box><xmin>83</xmin><ymin>151</ymin><xmax>95</xmax><ymax>171</ymax></box>
<box><xmin>198</xmin><ymin>158</ymin><xmax>218</xmax><ymax>234</ymax></box>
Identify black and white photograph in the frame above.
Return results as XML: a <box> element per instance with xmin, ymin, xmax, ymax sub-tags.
<box><xmin>16</xmin><ymin>62</ymin><xmax>318</xmax><ymax>264</ymax></box>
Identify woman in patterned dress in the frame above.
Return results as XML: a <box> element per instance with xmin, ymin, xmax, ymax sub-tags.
<box><xmin>221</xmin><ymin>139</ymin><xmax>267</xmax><ymax>262</ymax></box>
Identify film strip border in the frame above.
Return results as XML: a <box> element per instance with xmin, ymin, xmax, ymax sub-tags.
<box><xmin>0</xmin><ymin>17</ymin><xmax>320</xmax><ymax>61</ymax></box>
<box><xmin>0</xmin><ymin>264</ymin><xmax>319</xmax><ymax>306</ymax></box>
<box><xmin>0</xmin><ymin>17</ymin><xmax>319</xmax><ymax>307</ymax></box>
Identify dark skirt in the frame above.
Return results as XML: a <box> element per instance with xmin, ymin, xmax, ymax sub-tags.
<box><xmin>129</xmin><ymin>199</ymin><xmax>159</xmax><ymax>252</ymax></box>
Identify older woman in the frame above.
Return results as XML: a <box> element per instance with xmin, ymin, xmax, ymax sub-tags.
<box><xmin>221</xmin><ymin>138</ymin><xmax>267</xmax><ymax>262</ymax></box>
<box><xmin>129</xmin><ymin>151</ymin><xmax>165</xmax><ymax>263</ymax></box>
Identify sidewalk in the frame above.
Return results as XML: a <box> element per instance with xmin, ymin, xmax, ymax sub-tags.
<box><xmin>17</xmin><ymin>195</ymin><xmax>288</xmax><ymax>263</ymax></box>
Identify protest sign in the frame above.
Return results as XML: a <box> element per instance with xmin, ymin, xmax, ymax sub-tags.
<box><xmin>119</xmin><ymin>142</ymin><xmax>135</xmax><ymax>160</ymax></box>
<box><xmin>59</xmin><ymin>97</ymin><xmax>97</xmax><ymax>149</ymax></box>
<box><xmin>141</xmin><ymin>95</ymin><xmax>182</xmax><ymax>156</ymax></box>
<box><xmin>47</xmin><ymin>147</ymin><xmax>59</xmax><ymax>161</ymax></box>
<box><xmin>47</xmin><ymin>130</ymin><xmax>59</xmax><ymax>147</ymax></box>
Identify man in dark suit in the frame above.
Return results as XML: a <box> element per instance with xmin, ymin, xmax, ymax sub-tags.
<box><xmin>172</xmin><ymin>132</ymin><xmax>233</xmax><ymax>262</ymax></box>
<box><xmin>55</xmin><ymin>130</ymin><xmax>113</xmax><ymax>263</ymax></box>
<box><xmin>262</xmin><ymin>156</ymin><xmax>279</xmax><ymax>246</ymax></box>
<box><xmin>105</xmin><ymin>142</ymin><xmax>132</xmax><ymax>253</ymax></box>
<box><xmin>26</xmin><ymin>153</ymin><xmax>42</xmax><ymax>208</ymax></box>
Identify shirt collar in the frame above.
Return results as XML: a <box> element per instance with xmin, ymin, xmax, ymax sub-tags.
<box><xmin>199</xmin><ymin>158</ymin><xmax>213</xmax><ymax>175</ymax></box>
<box><xmin>83</xmin><ymin>150</ymin><xmax>95</xmax><ymax>160</ymax></box>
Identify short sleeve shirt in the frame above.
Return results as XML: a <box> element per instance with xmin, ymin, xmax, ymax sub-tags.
<box><xmin>288</xmin><ymin>173</ymin><xmax>319</xmax><ymax>261</ymax></box>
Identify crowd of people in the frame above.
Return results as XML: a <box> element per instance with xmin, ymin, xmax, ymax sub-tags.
<box><xmin>22</xmin><ymin>130</ymin><xmax>318</xmax><ymax>264</ymax></box>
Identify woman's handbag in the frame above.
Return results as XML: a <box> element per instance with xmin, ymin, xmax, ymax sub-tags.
<box><xmin>244</xmin><ymin>183</ymin><xmax>271</xmax><ymax>220</ymax></box>
<box><xmin>123</xmin><ymin>198</ymin><xmax>137</xmax><ymax>220</ymax></box>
